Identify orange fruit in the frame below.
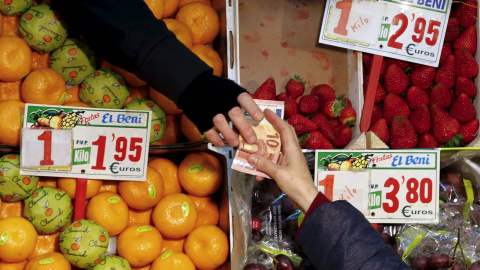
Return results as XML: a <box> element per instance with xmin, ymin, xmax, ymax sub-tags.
<box><xmin>180</xmin><ymin>113</ymin><xmax>206</xmax><ymax>142</ymax></box>
<box><xmin>117</xmin><ymin>224</ymin><xmax>163</xmax><ymax>268</ymax></box>
<box><xmin>191</xmin><ymin>44</ymin><xmax>223</xmax><ymax>76</ymax></box>
<box><xmin>160</xmin><ymin>237</ymin><xmax>185</xmax><ymax>253</ymax></box>
<box><xmin>85</xmin><ymin>191</ymin><xmax>129</xmax><ymax>236</ymax></box>
<box><xmin>0</xmin><ymin>80</ymin><xmax>22</xmax><ymax>102</ymax></box>
<box><xmin>63</xmin><ymin>101</ymin><xmax>91</xmax><ymax>108</ymax></box>
<box><xmin>0</xmin><ymin>217</ymin><xmax>38</xmax><ymax>262</ymax></box>
<box><xmin>163</xmin><ymin>18</ymin><xmax>193</xmax><ymax>49</ymax></box>
<box><xmin>150</xmin><ymin>250</ymin><xmax>195</xmax><ymax>270</ymax></box>
<box><xmin>152</xmin><ymin>193</ymin><xmax>197</xmax><ymax>238</ymax></box>
<box><xmin>21</xmin><ymin>68</ymin><xmax>67</xmax><ymax>105</ymax></box>
<box><xmin>148</xmin><ymin>88</ymin><xmax>183</xmax><ymax>114</ymax></box>
<box><xmin>30</xmin><ymin>51</ymin><xmax>50</xmax><ymax>71</ymax></box>
<box><xmin>178</xmin><ymin>151</ymin><xmax>223</xmax><ymax>196</ymax></box>
<box><xmin>0</xmin><ymin>35</ymin><xmax>31</xmax><ymax>81</ymax></box>
<box><xmin>0</xmin><ymin>261</ymin><xmax>27</xmax><ymax>270</ymax></box>
<box><xmin>99</xmin><ymin>181</ymin><xmax>118</xmax><ymax>193</ymax></box>
<box><xmin>184</xmin><ymin>225</ymin><xmax>229</xmax><ymax>270</ymax></box>
<box><xmin>27</xmin><ymin>232</ymin><xmax>60</xmax><ymax>260</ymax></box>
<box><xmin>0</xmin><ymin>100</ymin><xmax>25</xmax><ymax>146</ymax></box>
<box><xmin>37</xmin><ymin>178</ymin><xmax>57</xmax><ymax>188</ymax></box>
<box><xmin>148</xmin><ymin>158</ymin><xmax>182</xmax><ymax>197</ymax></box>
<box><xmin>0</xmin><ymin>200</ymin><xmax>23</xmax><ymax>219</ymax></box>
<box><xmin>64</xmin><ymin>84</ymin><xmax>80</xmax><ymax>103</ymax></box>
<box><xmin>1</xmin><ymin>15</ymin><xmax>19</xmax><ymax>36</ymax></box>
<box><xmin>0</xmin><ymin>198</ymin><xmax>2</xmax><ymax>215</ymax></box>
<box><xmin>144</xmin><ymin>0</ymin><xmax>165</xmax><ymax>19</ymax></box>
<box><xmin>153</xmin><ymin>114</ymin><xmax>182</xmax><ymax>145</ymax></box>
<box><xmin>132</xmin><ymin>265</ymin><xmax>151</xmax><ymax>270</ymax></box>
<box><xmin>179</xmin><ymin>0</ymin><xmax>211</xmax><ymax>8</ymax></box>
<box><xmin>124</xmin><ymin>85</ymin><xmax>150</xmax><ymax>106</ymax></box>
<box><xmin>118</xmin><ymin>167</ymin><xmax>164</xmax><ymax>210</ymax></box>
<box><xmin>24</xmin><ymin>252</ymin><xmax>71</xmax><ymax>270</ymax></box>
<box><xmin>57</xmin><ymin>178</ymin><xmax>103</xmax><ymax>200</ymax></box>
<box><xmin>110</xmin><ymin>64</ymin><xmax>147</xmax><ymax>87</ymax></box>
<box><xmin>128</xmin><ymin>207</ymin><xmax>153</xmax><ymax>225</ymax></box>
<box><xmin>163</xmin><ymin>0</ymin><xmax>180</xmax><ymax>18</ymax></box>
<box><xmin>187</xmin><ymin>195</ymin><xmax>219</xmax><ymax>227</ymax></box>
<box><xmin>175</xmin><ymin>2</ymin><xmax>219</xmax><ymax>45</ymax></box>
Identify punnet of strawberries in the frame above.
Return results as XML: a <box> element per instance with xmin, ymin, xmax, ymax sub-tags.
<box><xmin>363</xmin><ymin>0</ymin><xmax>479</xmax><ymax>149</ymax></box>
<box><xmin>251</xmin><ymin>75</ymin><xmax>357</xmax><ymax>150</ymax></box>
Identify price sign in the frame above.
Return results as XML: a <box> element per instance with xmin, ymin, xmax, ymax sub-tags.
<box><xmin>319</xmin><ymin>0</ymin><xmax>452</xmax><ymax>67</ymax></box>
<box><xmin>20</xmin><ymin>104</ymin><xmax>152</xmax><ymax>181</ymax></box>
<box><xmin>315</xmin><ymin>149</ymin><xmax>440</xmax><ymax>224</ymax></box>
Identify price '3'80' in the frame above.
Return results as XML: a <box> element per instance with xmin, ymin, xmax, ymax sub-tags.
<box><xmin>383</xmin><ymin>177</ymin><xmax>433</xmax><ymax>213</ymax></box>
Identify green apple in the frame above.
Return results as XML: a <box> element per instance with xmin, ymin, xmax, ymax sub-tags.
<box><xmin>0</xmin><ymin>154</ymin><xmax>39</xmax><ymax>202</ymax></box>
<box><xmin>79</xmin><ymin>69</ymin><xmax>130</xmax><ymax>109</ymax></box>
<box><xmin>24</xmin><ymin>186</ymin><xmax>73</xmax><ymax>234</ymax></box>
<box><xmin>50</xmin><ymin>38</ymin><xmax>97</xmax><ymax>86</ymax></box>
<box><xmin>89</xmin><ymin>255</ymin><xmax>132</xmax><ymax>270</ymax></box>
<box><xmin>0</xmin><ymin>0</ymin><xmax>35</xmax><ymax>15</ymax></box>
<box><xmin>19</xmin><ymin>4</ymin><xmax>68</xmax><ymax>53</ymax></box>
<box><xmin>59</xmin><ymin>219</ymin><xmax>110</xmax><ymax>269</ymax></box>
<box><xmin>125</xmin><ymin>98</ymin><xmax>166</xmax><ymax>143</ymax></box>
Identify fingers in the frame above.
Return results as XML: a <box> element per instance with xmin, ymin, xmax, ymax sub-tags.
<box><xmin>263</xmin><ymin>109</ymin><xmax>300</xmax><ymax>152</ymax></box>
<box><xmin>211</xmin><ymin>114</ymin><xmax>240</xmax><ymax>147</ymax></box>
<box><xmin>229</xmin><ymin>106</ymin><xmax>256</xmax><ymax>144</ymax></box>
<box><xmin>237</xmin><ymin>92</ymin><xmax>264</xmax><ymax>122</ymax></box>
<box><xmin>203</xmin><ymin>129</ymin><xmax>225</xmax><ymax>147</ymax></box>
<box><xmin>248</xmin><ymin>153</ymin><xmax>278</xmax><ymax>179</ymax></box>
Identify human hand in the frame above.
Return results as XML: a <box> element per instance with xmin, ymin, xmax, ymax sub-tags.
<box><xmin>246</xmin><ymin>109</ymin><xmax>318</xmax><ymax>213</ymax></box>
<box><xmin>204</xmin><ymin>92</ymin><xmax>264</xmax><ymax>147</ymax></box>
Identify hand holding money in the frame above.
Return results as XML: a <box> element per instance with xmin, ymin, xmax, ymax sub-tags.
<box><xmin>231</xmin><ymin>99</ymin><xmax>285</xmax><ymax>178</ymax></box>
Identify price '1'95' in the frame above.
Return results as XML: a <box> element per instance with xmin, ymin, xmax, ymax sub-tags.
<box><xmin>383</xmin><ymin>177</ymin><xmax>433</xmax><ymax>213</ymax></box>
<box><xmin>38</xmin><ymin>130</ymin><xmax>143</xmax><ymax>170</ymax></box>
<box><xmin>332</xmin><ymin>0</ymin><xmax>441</xmax><ymax>48</ymax></box>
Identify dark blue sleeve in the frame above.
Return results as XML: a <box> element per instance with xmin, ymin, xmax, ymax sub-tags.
<box><xmin>296</xmin><ymin>200</ymin><xmax>410</xmax><ymax>270</ymax></box>
<box><xmin>51</xmin><ymin>0</ymin><xmax>212</xmax><ymax>104</ymax></box>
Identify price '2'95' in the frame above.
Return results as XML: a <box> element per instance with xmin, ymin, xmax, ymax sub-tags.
<box><xmin>38</xmin><ymin>130</ymin><xmax>143</xmax><ymax>170</ymax></box>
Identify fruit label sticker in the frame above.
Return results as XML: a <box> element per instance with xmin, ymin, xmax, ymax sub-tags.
<box><xmin>20</xmin><ymin>104</ymin><xmax>151</xmax><ymax>181</ymax></box>
<box><xmin>39</xmin><ymin>258</ymin><xmax>54</xmax><ymax>265</ymax></box>
<box><xmin>315</xmin><ymin>149</ymin><xmax>440</xmax><ymax>224</ymax></box>
<box><xmin>319</xmin><ymin>0</ymin><xmax>452</xmax><ymax>67</ymax></box>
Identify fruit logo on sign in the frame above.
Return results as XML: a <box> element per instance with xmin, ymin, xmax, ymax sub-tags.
<box><xmin>29</xmin><ymin>108</ymin><xmax>85</xmax><ymax>129</ymax></box>
<box><xmin>319</xmin><ymin>153</ymin><xmax>374</xmax><ymax>171</ymax></box>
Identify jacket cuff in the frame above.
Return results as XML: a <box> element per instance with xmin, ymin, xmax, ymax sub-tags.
<box><xmin>296</xmin><ymin>192</ymin><xmax>331</xmax><ymax>238</ymax></box>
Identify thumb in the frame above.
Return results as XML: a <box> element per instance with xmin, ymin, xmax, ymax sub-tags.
<box><xmin>248</xmin><ymin>154</ymin><xmax>277</xmax><ymax>177</ymax></box>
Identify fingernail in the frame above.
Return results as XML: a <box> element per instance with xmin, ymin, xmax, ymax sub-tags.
<box><xmin>248</xmin><ymin>154</ymin><xmax>259</xmax><ymax>166</ymax></box>
<box><xmin>246</xmin><ymin>135</ymin><xmax>257</xmax><ymax>144</ymax></box>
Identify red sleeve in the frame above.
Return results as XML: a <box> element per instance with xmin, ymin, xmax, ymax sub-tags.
<box><xmin>296</xmin><ymin>192</ymin><xmax>331</xmax><ymax>238</ymax></box>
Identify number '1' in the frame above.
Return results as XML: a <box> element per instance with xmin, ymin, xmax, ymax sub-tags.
<box><xmin>38</xmin><ymin>130</ymin><xmax>54</xmax><ymax>166</ymax></box>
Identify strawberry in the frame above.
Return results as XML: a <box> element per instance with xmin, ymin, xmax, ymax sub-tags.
<box><xmin>429</xmin><ymin>84</ymin><xmax>451</xmax><ymax>109</ymax></box>
<box><xmin>383</xmin><ymin>64</ymin><xmax>410</xmax><ymax>94</ymax></box>
<box><xmin>449</xmin><ymin>93</ymin><xmax>476</xmax><ymax>123</ymax></box>
<box><xmin>411</xmin><ymin>65</ymin><xmax>436</xmax><ymax>89</ymax></box>
<box><xmin>389</xmin><ymin>116</ymin><xmax>418</xmax><ymax>149</ymax></box>
<box><xmin>330</xmin><ymin>119</ymin><xmax>340</xmax><ymax>129</ymax></box>
<box><xmin>311</xmin><ymin>84</ymin><xmax>336</xmax><ymax>106</ymax></box>
<box><xmin>254</xmin><ymin>77</ymin><xmax>276</xmax><ymax>100</ymax></box>
<box><xmin>287</xmin><ymin>114</ymin><xmax>318</xmax><ymax>135</ymax></box>
<box><xmin>302</xmin><ymin>131</ymin><xmax>334</xmax><ymax>150</ymax></box>
<box><xmin>339</xmin><ymin>107</ymin><xmax>357</xmax><ymax>127</ymax></box>
<box><xmin>298</xmin><ymin>95</ymin><xmax>319</xmax><ymax>115</ymax></box>
<box><xmin>321</xmin><ymin>98</ymin><xmax>344</xmax><ymax>119</ymax></box>
<box><xmin>363</xmin><ymin>53</ymin><xmax>387</xmax><ymax>78</ymax></box>
<box><xmin>434</xmin><ymin>55</ymin><xmax>455</xmax><ymax>89</ymax></box>
<box><xmin>454</xmin><ymin>77</ymin><xmax>477</xmax><ymax>98</ymax></box>
<box><xmin>385</xmin><ymin>58</ymin><xmax>410</xmax><ymax>69</ymax></box>
<box><xmin>431</xmin><ymin>105</ymin><xmax>460</xmax><ymax>144</ymax></box>
<box><xmin>406</xmin><ymin>86</ymin><xmax>429</xmax><ymax>110</ymax></box>
<box><xmin>454</xmin><ymin>47</ymin><xmax>479</xmax><ymax>78</ymax></box>
<box><xmin>453</xmin><ymin>0</ymin><xmax>477</xmax><ymax>28</ymax></box>
<box><xmin>363</xmin><ymin>75</ymin><xmax>386</xmax><ymax>103</ymax></box>
<box><xmin>283</xmin><ymin>96</ymin><xmax>299</xmax><ymax>119</ymax></box>
<box><xmin>285</xmin><ymin>75</ymin><xmax>306</xmax><ymax>99</ymax></box>
<box><xmin>382</xmin><ymin>93</ymin><xmax>411</xmax><ymax>125</ymax></box>
<box><xmin>369</xmin><ymin>118</ymin><xmax>389</xmax><ymax>144</ymax></box>
<box><xmin>332</xmin><ymin>125</ymin><xmax>352</xmax><ymax>148</ymax></box>
<box><xmin>418</xmin><ymin>133</ymin><xmax>438</xmax><ymax>148</ymax></box>
<box><xmin>444</xmin><ymin>17</ymin><xmax>461</xmax><ymax>42</ymax></box>
<box><xmin>276</xmin><ymin>92</ymin><xmax>288</xmax><ymax>101</ymax></box>
<box><xmin>459</xmin><ymin>118</ymin><xmax>479</xmax><ymax>144</ymax></box>
<box><xmin>370</xmin><ymin>105</ymin><xmax>383</xmax><ymax>128</ymax></box>
<box><xmin>339</xmin><ymin>96</ymin><xmax>352</xmax><ymax>108</ymax></box>
<box><xmin>310</xmin><ymin>113</ymin><xmax>334</xmax><ymax>140</ymax></box>
<box><xmin>410</xmin><ymin>104</ymin><xmax>431</xmax><ymax>135</ymax></box>
<box><xmin>453</xmin><ymin>24</ymin><xmax>477</xmax><ymax>55</ymax></box>
<box><xmin>439</xmin><ymin>43</ymin><xmax>453</xmax><ymax>64</ymax></box>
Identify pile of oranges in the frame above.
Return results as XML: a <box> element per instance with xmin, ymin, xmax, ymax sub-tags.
<box><xmin>0</xmin><ymin>150</ymin><xmax>231</xmax><ymax>269</ymax></box>
<box><xmin>0</xmin><ymin>0</ymin><xmax>226</xmax><ymax>147</ymax></box>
